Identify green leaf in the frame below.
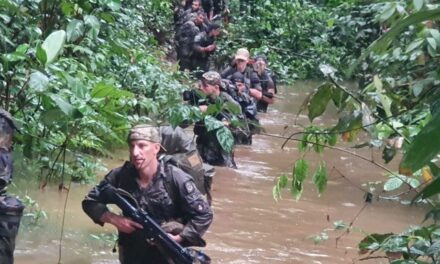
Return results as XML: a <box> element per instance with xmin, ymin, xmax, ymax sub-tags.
<box><xmin>2</xmin><ymin>44</ymin><xmax>29</xmax><ymax>62</ymax></box>
<box><xmin>405</xmin><ymin>39</ymin><xmax>424</xmax><ymax>53</ymax></box>
<box><xmin>313</xmin><ymin>162</ymin><xmax>327</xmax><ymax>196</ymax></box>
<box><xmin>273</xmin><ymin>185</ymin><xmax>281</xmax><ymax>201</ymax></box>
<box><xmin>373</xmin><ymin>75</ymin><xmax>392</xmax><ymax>118</ymax></box>
<box><xmin>294</xmin><ymin>159</ymin><xmax>308</xmax><ymax>182</ymax></box>
<box><xmin>84</xmin><ymin>15</ymin><xmax>100</xmax><ymax>39</ymax></box>
<box><xmin>307</xmin><ymin>83</ymin><xmax>333</xmax><ymax>122</ymax></box>
<box><xmin>413</xmin><ymin>0</ymin><xmax>424</xmax><ymax>11</ymax></box>
<box><xmin>427</xmin><ymin>37</ymin><xmax>437</xmax><ymax>50</ymax></box>
<box><xmin>204</xmin><ymin>116</ymin><xmax>223</xmax><ymax>132</ymax></box>
<box><xmin>224</xmin><ymin>101</ymin><xmax>241</xmax><ymax>115</ymax></box>
<box><xmin>29</xmin><ymin>71</ymin><xmax>49</xmax><ymax>92</ymax></box>
<box><xmin>278</xmin><ymin>174</ymin><xmax>289</xmax><ymax>188</ymax></box>
<box><xmin>384</xmin><ymin>176</ymin><xmax>405</xmax><ymax>191</ymax></box>
<box><xmin>273</xmin><ymin>175</ymin><xmax>289</xmax><ymax>201</ymax></box>
<box><xmin>48</xmin><ymin>93</ymin><xmax>75</xmax><ymax>116</ymax></box>
<box><xmin>216</xmin><ymin>126</ymin><xmax>234</xmax><ymax>153</ymax></box>
<box><xmin>66</xmin><ymin>19</ymin><xmax>84</xmax><ymax>42</ymax></box>
<box><xmin>429</xmin><ymin>29</ymin><xmax>440</xmax><ymax>43</ymax></box>
<box><xmin>42</xmin><ymin>30</ymin><xmax>66</xmax><ymax>65</ymax></box>
<box><xmin>91</xmin><ymin>83</ymin><xmax>133</xmax><ymax>98</ymax></box>
<box><xmin>359</xmin><ymin>233</ymin><xmax>394</xmax><ymax>250</ymax></box>
<box><xmin>400</xmin><ymin>111</ymin><xmax>440</xmax><ymax>173</ymax></box>
<box><xmin>36</xmin><ymin>44</ymin><xmax>47</xmax><ymax>65</ymax></box>
<box><xmin>61</xmin><ymin>1</ymin><xmax>75</xmax><ymax>16</ymax></box>
<box><xmin>100</xmin><ymin>0</ymin><xmax>121</xmax><ymax>11</ymax></box>
<box><xmin>332</xmin><ymin>112</ymin><xmax>363</xmax><ymax>133</ymax></box>
<box><xmin>291</xmin><ymin>178</ymin><xmax>303</xmax><ymax>201</ymax></box>
<box><xmin>379</xmin><ymin>3</ymin><xmax>396</xmax><ymax>22</ymax></box>
<box><xmin>413</xmin><ymin>177</ymin><xmax>440</xmax><ymax>201</ymax></box>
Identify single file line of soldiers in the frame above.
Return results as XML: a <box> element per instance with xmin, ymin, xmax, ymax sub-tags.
<box><xmin>174</xmin><ymin>0</ymin><xmax>277</xmax><ymax>169</ymax></box>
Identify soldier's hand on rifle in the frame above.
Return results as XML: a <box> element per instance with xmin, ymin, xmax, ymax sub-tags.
<box><xmin>168</xmin><ymin>233</ymin><xmax>184</xmax><ymax>244</ymax></box>
<box><xmin>101</xmin><ymin>211</ymin><xmax>143</xmax><ymax>234</ymax></box>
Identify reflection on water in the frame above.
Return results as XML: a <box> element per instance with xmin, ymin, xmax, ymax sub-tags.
<box><xmin>14</xmin><ymin>81</ymin><xmax>427</xmax><ymax>263</ymax></box>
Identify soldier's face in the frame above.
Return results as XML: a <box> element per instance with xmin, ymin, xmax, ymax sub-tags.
<box><xmin>192</xmin><ymin>1</ymin><xmax>200</xmax><ymax>10</ymax></box>
<box><xmin>195</xmin><ymin>14</ymin><xmax>204</xmax><ymax>25</ymax></box>
<box><xmin>199</xmin><ymin>81</ymin><xmax>218</xmax><ymax>96</ymax></box>
<box><xmin>129</xmin><ymin>140</ymin><xmax>160</xmax><ymax>171</ymax></box>
<box><xmin>236</xmin><ymin>58</ymin><xmax>247</xmax><ymax>72</ymax></box>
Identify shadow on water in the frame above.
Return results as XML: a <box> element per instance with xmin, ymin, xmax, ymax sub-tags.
<box><xmin>13</xmin><ymin>81</ymin><xmax>428</xmax><ymax>264</ymax></box>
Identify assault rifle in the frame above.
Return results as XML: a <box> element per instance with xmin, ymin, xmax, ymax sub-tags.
<box><xmin>97</xmin><ymin>182</ymin><xmax>211</xmax><ymax>264</ymax></box>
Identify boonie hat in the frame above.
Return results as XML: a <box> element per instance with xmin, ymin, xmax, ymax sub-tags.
<box><xmin>128</xmin><ymin>125</ymin><xmax>161</xmax><ymax>143</ymax></box>
<box><xmin>234</xmin><ymin>48</ymin><xmax>250</xmax><ymax>61</ymax></box>
<box><xmin>202</xmin><ymin>71</ymin><xmax>221</xmax><ymax>86</ymax></box>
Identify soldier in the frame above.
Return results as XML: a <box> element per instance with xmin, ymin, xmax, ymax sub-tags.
<box><xmin>193</xmin><ymin>71</ymin><xmax>240</xmax><ymax>168</ymax></box>
<box><xmin>191</xmin><ymin>23</ymin><xmax>221</xmax><ymax>76</ymax></box>
<box><xmin>254</xmin><ymin>55</ymin><xmax>276</xmax><ymax>113</ymax></box>
<box><xmin>0</xmin><ymin>108</ymin><xmax>24</xmax><ymax>264</ymax></box>
<box><xmin>177</xmin><ymin>0</ymin><xmax>209</xmax><ymax>28</ymax></box>
<box><xmin>82</xmin><ymin>125</ymin><xmax>213</xmax><ymax>264</ymax></box>
<box><xmin>221</xmin><ymin>48</ymin><xmax>263</xmax><ymax>102</ymax></box>
<box><xmin>176</xmin><ymin>12</ymin><xmax>204</xmax><ymax>71</ymax></box>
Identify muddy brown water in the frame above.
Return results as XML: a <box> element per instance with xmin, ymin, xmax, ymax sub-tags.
<box><xmin>13</xmin><ymin>81</ymin><xmax>428</xmax><ymax>264</ymax></box>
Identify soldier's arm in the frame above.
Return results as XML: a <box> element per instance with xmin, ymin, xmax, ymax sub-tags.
<box><xmin>261</xmin><ymin>75</ymin><xmax>275</xmax><ymax>104</ymax></box>
<box><xmin>82</xmin><ymin>168</ymin><xmax>121</xmax><ymax>225</ymax></box>
<box><xmin>172</xmin><ymin>167</ymin><xmax>213</xmax><ymax>246</ymax></box>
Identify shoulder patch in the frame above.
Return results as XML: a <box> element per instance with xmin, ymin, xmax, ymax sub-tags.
<box><xmin>185</xmin><ymin>181</ymin><xmax>195</xmax><ymax>194</ymax></box>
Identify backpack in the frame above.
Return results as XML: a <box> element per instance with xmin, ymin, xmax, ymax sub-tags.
<box><xmin>161</xmin><ymin>150</ymin><xmax>214</xmax><ymax>205</ymax></box>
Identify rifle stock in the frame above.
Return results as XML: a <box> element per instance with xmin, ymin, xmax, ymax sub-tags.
<box><xmin>98</xmin><ymin>182</ymin><xmax>210</xmax><ymax>264</ymax></box>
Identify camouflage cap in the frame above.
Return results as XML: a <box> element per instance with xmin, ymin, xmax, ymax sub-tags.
<box><xmin>128</xmin><ymin>125</ymin><xmax>161</xmax><ymax>143</ymax></box>
<box><xmin>201</xmin><ymin>71</ymin><xmax>221</xmax><ymax>86</ymax></box>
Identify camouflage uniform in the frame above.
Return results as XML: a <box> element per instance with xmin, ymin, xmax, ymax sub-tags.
<box><xmin>191</xmin><ymin>30</ymin><xmax>216</xmax><ymax>73</ymax></box>
<box><xmin>213</xmin><ymin>0</ymin><xmax>228</xmax><ymax>16</ymax></box>
<box><xmin>82</xmin><ymin>126</ymin><xmax>213</xmax><ymax>264</ymax></box>
<box><xmin>194</xmin><ymin>72</ymin><xmax>239</xmax><ymax>168</ymax></box>
<box><xmin>256</xmin><ymin>70</ymin><xmax>275</xmax><ymax>113</ymax></box>
<box><xmin>176</xmin><ymin>18</ymin><xmax>201</xmax><ymax>70</ymax></box>
<box><xmin>221</xmin><ymin>65</ymin><xmax>262</xmax><ymax>91</ymax></box>
<box><xmin>0</xmin><ymin>108</ymin><xmax>24</xmax><ymax>264</ymax></box>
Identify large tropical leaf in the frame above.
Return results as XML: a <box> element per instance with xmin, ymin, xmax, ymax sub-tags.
<box><xmin>41</xmin><ymin>30</ymin><xmax>66</xmax><ymax>65</ymax></box>
<box><xmin>400</xmin><ymin>111</ymin><xmax>440</xmax><ymax>174</ymax></box>
<box><xmin>216</xmin><ymin>126</ymin><xmax>234</xmax><ymax>153</ymax></box>
<box><xmin>307</xmin><ymin>83</ymin><xmax>333</xmax><ymax>122</ymax></box>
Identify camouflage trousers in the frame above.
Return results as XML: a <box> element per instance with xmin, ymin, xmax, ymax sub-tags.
<box><xmin>0</xmin><ymin>195</ymin><xmax>24</xmax><ymax>264</ymax></box>
<box><xmin>0</xmin><ymin>236</ymin><xmax>14</xmax><ymax>264</ymax></box>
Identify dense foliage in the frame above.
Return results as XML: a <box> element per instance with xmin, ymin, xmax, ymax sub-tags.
<box><xmin>214</xmin><ymin>0</ymin><xmax>382</xmax><ymax>81</ymax></box>
<box><xmin>1</xmin><ymin>0</ymin><xmax>202</xmax><ymax>184</ymax></box>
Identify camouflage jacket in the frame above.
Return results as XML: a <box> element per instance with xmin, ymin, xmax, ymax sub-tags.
<box><xmin>82</xmin><ymin>161</ymin><xmax>213</xmax><ymax>247</ymax></box>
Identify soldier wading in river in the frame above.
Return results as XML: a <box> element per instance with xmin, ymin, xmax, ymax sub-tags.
<box><xmin>82</xmin><ymin>125</ymin><xmax>213</xmax><ymax>264</ymax></box>
<box><xmin>0</xmin><ymin>108</ymin><xmax>24</xmax><ymax>264</ymax></box>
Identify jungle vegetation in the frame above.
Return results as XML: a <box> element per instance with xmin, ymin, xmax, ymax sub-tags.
<box><xmin>1</xmin><ymin>0</ymin><xmax>440</xmax><ymax>262</ymax></box>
